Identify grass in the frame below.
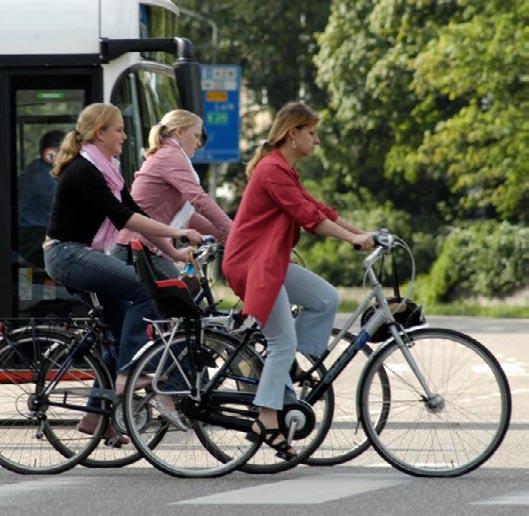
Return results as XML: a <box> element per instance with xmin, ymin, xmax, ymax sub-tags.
<box><xmin>338</xmin><ymin>300</ymin><xmax>529</xmax><ymax>318</ymax></box>
<box><xmin>421</xmin><ymin>303</ymin><xmax>529</xmax><ymax>318</ymax></box>
<box><xmin>213</xmin><ymin>288</ymin><xmax>529</xmax><ymax>319</ymax></box>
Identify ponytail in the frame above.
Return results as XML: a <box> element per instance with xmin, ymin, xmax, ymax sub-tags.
<box><xmin>53</xmin><ymin>130</ymin><xmax>81</xmax><ymax>177</ymax></box>
<box><xmin>145</xmin><ymin>109</ymin><xmax>203</xmax><ymax>158</ymax></box>
<box><xmin>245</xmin><ymin>102</ymin><xmax>319</xmax><ymax>179</ymax></box>
<box><xmin>145</xmin><ymin>124</ymin><xmax>168</xmax><ymax>158</ymax></box>
<box><xmin>245</xmin><ymin>142</ymin><xmax>274</xmax><ymax>179</ymax></box>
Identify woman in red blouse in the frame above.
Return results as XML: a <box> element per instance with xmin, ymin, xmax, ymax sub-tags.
<box><xmin>222</xmin><ymin>102</ymin><xmax>373</xmax><ymax>458</ymax></box>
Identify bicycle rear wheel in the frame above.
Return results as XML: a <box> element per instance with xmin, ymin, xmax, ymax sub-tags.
<box><xmin>0</xmin><ymin>328</ymin><xmax>107</xmax><ymax>474</ymax></box>
<box><xmin>305</xmin><ymin>329</ymin><xmax>390</xmax><ymax>466</ymax></box>
<box><xmin>123</xmin><ymin>329</ymin><xmax>261</xmax><ymax>477</ymax></box>
<box><xmin>41</xmin><ymin>343</ymin><xmax>157</xmax><ymax>469</ymax></box>
<box><xmin>358</xmin><ymin>328</ymin><xmax>511</xmax><ymax>477</ymax></box>
<box><xmin>200</xmin><ymin>350</ymin><xmax>334</xmax><ymax>474</ymax></box>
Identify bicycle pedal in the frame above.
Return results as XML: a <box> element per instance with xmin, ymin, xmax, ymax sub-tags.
<box><xmin>104</xmin><ymin>436</ymin><xmax>123</xmax><ymax>448</ymax></box>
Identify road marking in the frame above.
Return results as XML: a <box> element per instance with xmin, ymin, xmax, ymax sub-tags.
<box><xmin>172</xmin><ymin>472</ymin><xmax>410</xmax><ymax>505</ymax></box>
<box><xmin>473</xmin><ymin>490</ymin><xmax>529</xmax><ymax>506</ymax></box>
<box><xmin>0</xmin><ymin>478</ymin><xmax>90</xmax><ymax>505</ymax></box>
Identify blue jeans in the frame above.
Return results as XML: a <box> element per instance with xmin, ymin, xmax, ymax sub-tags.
<box><xmin>43</xmin><ymin>241</ymin><xmax>155</xmax><ymax>372</ymax></box>
<box><xmin>254</xmin><ymin>263</ymin><xmax>339</xmax><ymax>410</ymax></box>
<box><xmin>109</xmin><ymin>243</ymin><xmax>181</xmax><ymax>280</ymax></box>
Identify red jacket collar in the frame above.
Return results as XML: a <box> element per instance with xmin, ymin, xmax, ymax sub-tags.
<box><xmin>268</xmin><ymin>148</ymin><xmax>299</xmax><ymax>178</ymax></box>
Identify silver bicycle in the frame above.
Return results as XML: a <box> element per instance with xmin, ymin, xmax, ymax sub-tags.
<box><xmin>302</xmin><ymin>229</ymin><xmax>511</xmax><ymax>476</ymax></box>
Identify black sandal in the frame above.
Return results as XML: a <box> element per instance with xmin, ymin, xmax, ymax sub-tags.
<box><xmin>246</xmin><ymin>420</ymin><xmax>297</xmax><ymax>460</ymax></box>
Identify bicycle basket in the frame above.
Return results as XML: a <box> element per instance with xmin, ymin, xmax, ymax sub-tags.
<box><xmin>360</xmin><ymin>296</ymin><xmax>425</xmax><ymax>342</ymax></box>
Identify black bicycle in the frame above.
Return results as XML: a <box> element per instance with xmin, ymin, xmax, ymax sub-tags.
<box><xmin>121</xmin><ymin>239</ymin><xmax>334</xmax><ymax>477</ymax></box>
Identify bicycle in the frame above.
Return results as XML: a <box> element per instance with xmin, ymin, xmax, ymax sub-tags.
<box><xmin>0</xmin><ymin>311</ymin><xmax>127</xmax><ymax>474</ymax></box>
<box><xmin>310</xmin><ymin>231</ymin><xmax>510</xmax><ymax>476</ymax></box>
<box><xmin>0</xmin><ymin>238</ymin><xmax>243</xmax><ymax>471</ymax></box>
<box><xmin>180</xmin><ymin>241</ymin><xmax>367</xmax><ymax>473</ymax></box>
<box><xmin>121</xmin><ymin>239</ymin><xmax>334</xmax><ymax>477</ymax></box>
<box><xmin>213</xmin><ymin>230</ymin><xmax>512</xmax><ymax>477</ymax></box>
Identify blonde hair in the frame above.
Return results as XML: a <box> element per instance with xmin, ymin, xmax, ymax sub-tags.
<box><xmin>53</xmin><ymin>103</ymin><xmax>121</xmax><ymax>177</ymax></box>
<box><xmin>245</xmin><ymin>101</ymin><xmax>319</xmax><ymax>178</ymax></box>
<box><xmin>145</xmin><ymin>109</ymin><xmax>203</xmax><ymax>157</ymax></box>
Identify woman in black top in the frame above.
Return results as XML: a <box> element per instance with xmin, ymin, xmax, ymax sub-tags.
<box><xmin>44</xmin><ymin>103</ymin><xmax>201</xmax><ymax>440</ymax></box>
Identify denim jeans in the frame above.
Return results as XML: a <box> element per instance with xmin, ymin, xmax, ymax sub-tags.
<box><xmin>253</xmin><ymin>263</ymin><xmax>339</xmax><ymax>410</ymax></box>
<box><xmin>43</xmin><ymin>241</ymin><xmax>155</xmax><ymax>372</ymax></box>
<box><xmin>109</xmin><ymin>243</ymin><xmax>181</xmax><ymax>280</ymax></box>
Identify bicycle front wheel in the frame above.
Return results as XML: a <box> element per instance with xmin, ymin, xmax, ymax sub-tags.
<box><xmin>123</xmin><ymin>329</ymin><xmax>261</xmax><ymax>478</ymax></box>
<box><xmin>358</xmin><ymin>328</ymin><xmax>511</xmax><ymax>477</ymax></box>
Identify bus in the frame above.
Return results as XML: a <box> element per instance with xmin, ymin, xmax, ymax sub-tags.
<box><xmin>0</xmin><ymin>0</ymin><xmax>203</xmax><ymax>317</ymax></box>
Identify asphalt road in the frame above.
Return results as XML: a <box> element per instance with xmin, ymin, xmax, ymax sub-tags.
<box><xmin>0</xmin><ymin>316</ymin><xmax>528</xmax><ymax>516</ymax></box>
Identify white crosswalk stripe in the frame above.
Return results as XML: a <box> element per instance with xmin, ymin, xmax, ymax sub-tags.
<box><xmin>472</xmin><ymin>491</ymin><xmax>529</xmax><ymax>506</ymax></box>
<box><xmin>0</xmin><ymin>478</ymin><xmax>92</xmax><ymax>505</ymax></box>
<box><xmin>172</xmin><ymin>472</ymin><xmax>410</xmax><ymax>505</ymax></box>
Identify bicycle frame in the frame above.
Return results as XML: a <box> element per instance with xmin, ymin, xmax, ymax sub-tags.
<box><xmin>305</xmin><ymin>244</ymin><xmax>430</xmax><ymax>405</ymax></box>
<box><xmin>141</xmin><ymin>315</ymin><xmax>259</xmax><ymax>402</ymax></box>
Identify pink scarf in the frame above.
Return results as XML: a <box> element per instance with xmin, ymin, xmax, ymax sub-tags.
<box><xmin>80</xmin><ymin>143</ymin><xmax>124</xmax><ymax>252</ymax></box>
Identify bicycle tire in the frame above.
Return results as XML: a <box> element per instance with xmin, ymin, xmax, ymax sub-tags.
<box><xmin>123</xmin><ymin>329</ymin><xmax>261</xmax><ymax>477</ymax></box>
<box><xmin>8</xmin><ymin>325</ymin><xmax>161</xmax><ymax>469</ymax></box>
<box><xmin>0</xmin><ymin>329</ymin><xmax>106</xmax><ymax>474</ymax></box>
<box><xmin>358</xmin><ymin>328</ymin><xmax>511</xmax><ymax>477</ymax></box>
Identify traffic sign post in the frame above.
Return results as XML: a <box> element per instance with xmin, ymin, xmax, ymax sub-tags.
<box><xmin>193</xmin><ymin>64</ymin><xmax>241</xmax><ymax>164</ymax></box>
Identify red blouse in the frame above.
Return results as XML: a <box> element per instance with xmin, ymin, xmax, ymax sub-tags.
<box><xmin>222</xmin><ymin>149</ymin><xmax>338</xmax><ymax>325</ymax></box>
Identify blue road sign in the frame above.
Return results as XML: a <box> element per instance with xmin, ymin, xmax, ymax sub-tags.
<box><xmin>193</xmin><ymin>65</ymin><xmax>241</xmax><ymax>164</ymax></box>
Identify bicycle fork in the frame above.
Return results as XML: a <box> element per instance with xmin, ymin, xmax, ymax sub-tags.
<box><xmin>389</xmin><ymin>326</ymin><xmax>443</xmax><ymax>411</ymax></box>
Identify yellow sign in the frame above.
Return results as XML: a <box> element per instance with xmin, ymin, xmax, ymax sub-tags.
<box><xmin>207</xmin><ymin>91</ymin><xmax>228</xmax><ymax>102</ymax></box>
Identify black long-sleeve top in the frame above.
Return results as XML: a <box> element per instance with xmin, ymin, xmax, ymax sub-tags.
<box><xmin>47</xmin><ymin>155</ymin><xmax>146</xmax><ymax>245</ymax></box>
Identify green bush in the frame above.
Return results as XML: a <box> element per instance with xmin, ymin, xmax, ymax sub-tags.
<box><xmin>417</xmin><ymin>221</ymin><xmax>529</xmax><ymax>304</ymax></box>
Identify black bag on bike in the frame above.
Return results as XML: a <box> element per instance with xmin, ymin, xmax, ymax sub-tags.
<box><xmin>360</xmin><ymin>296</ymin><xmax>425</xmax><ymax>342</ymax></box>
<box><xmin>360</xmin><ymin>246</ymin><xmax>425</xmax><ymax>342</ymax></box>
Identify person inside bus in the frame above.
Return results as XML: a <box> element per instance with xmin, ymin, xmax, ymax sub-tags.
<box><xmin>222</xmin><ymin>101</ymin><xmax>374</xmax><ymax>459</ymax></box>
<box><xmin>18</xmin><ymin>130</ymin><xmax>64</xmax><ymax>268</ymax></box>
<box><xmin>112</xmin><ymin>109</ymin><xmax>232</xmax><ymax>282</ymax></box>
<box><xmin>43</xmin><ymin>103</ymin><xmax>202</xmax><ymax>442</ymax></box>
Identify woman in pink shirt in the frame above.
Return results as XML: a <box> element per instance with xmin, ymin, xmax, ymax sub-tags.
<box><xmin>112</xmin><ymin>109</ymin><xmax>232</xmax><ymax>280</ymax></box>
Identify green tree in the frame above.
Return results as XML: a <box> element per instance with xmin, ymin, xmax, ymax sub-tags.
<box><xmin>176</xmin><ymin>1</ymin><xmax>330</xmax><ymax>111</ymax></box>
<box><xmin>316</xmin><ymin>0</ymin><xmax>463</xmax><ymax>219</ymax></box>
<box><xmin>175</xmin><ymin>1</ymin><xmax>332</xmax><ymax>209</ymax></box>
<box><xmin>410</xmin><ymin>1</ymin><xmax>529</xmax><ymax>222</ymax></box>
<box><xmin>316</xmin><ymin>0</ymin><xmax>529</xmax><ymax>224</ymax></box>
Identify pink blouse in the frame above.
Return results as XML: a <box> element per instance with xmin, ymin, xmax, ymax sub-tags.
<box><xmin>116</xmin><ymin>140</ymin><xmax>232</xmax><ymax>252</ymax></box>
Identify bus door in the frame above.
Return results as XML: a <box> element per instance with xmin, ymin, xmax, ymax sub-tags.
<box><xmin>0</xmin><ymin>67</ymin><xmax>102</xmax><ymax>316</ymax></box>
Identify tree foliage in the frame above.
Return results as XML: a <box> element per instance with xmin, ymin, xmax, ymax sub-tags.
<box><xmin>316</xmin><ymin>0</ymin><xmax>529</xmax><ymax>223</ymax></box>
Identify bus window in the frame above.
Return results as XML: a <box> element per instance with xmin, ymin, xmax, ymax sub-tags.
<box><xmin>112</xmin><ymin>72</ymin><xmax>143</xmax><ymax>182</ymax></box>
<box><xmin>15</xmin><ymin>88</ymin><xmax>84</xmax><ymax>315</ymax></box>
<box><xmin>136</xmin><ymin>67</ymin><xmax>181</xmax><ymax>145</ymax></box>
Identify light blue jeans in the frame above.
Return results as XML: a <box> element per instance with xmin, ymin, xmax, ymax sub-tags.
<box><xmin>253</xmin><ymin>263</ymin><xmax>339</xmax><ymax>410</ymax></box>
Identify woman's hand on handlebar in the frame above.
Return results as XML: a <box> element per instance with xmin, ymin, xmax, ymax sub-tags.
<box><xmin>173</xmin><ymin>228</ymin><xmax>202</xmax><ymax>245</ymax></box>
<box><xmin>350</xmin><ymin>233</ymin><xmax>375</xmax><ymax>251</ymax></box>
